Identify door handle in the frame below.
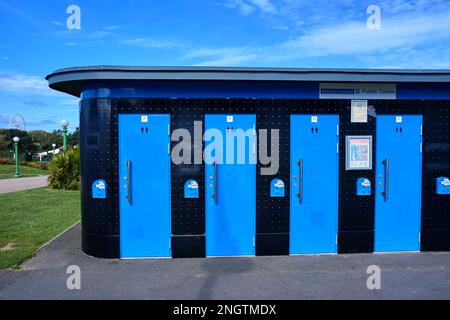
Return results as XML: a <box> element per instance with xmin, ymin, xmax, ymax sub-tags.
<box><xmin>211</xmin><ymin>160</ymin><xmax>218</xmax><ymax>204</ymax></box>
<box><xmin>126</xmin><ymin>160</ymin><xmax>132</xmax><ymax>205</ymax></box>
<box><xmin>296</xmin><ymin>159</ymin><xmax>304</xmax><ymax>203</ymax></box>
<box><xmin>382</xmin><ymin>158</ymin><xmax>389</xmax><ymax>201</ymax></box>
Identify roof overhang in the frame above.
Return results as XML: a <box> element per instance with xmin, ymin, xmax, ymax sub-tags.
<box><xmin>46</xmin><ymin>66</ymin><xmax>450</xmax><ymax>97</ymax></box>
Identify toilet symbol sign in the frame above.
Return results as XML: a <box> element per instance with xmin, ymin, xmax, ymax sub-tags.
<box><xmin>184</xmin><ymin>179</ymin><xmax>199</xmax><ymax>198</ymax></box>
<box><xmin>92</xmin><ymin>179</ymin><xmax>107</xmax><ymax>199</ymax></box>
<box><xmin>270</xmin><ymin>178</ymin><xmax>285</xmax><ymax>197</ymax></box>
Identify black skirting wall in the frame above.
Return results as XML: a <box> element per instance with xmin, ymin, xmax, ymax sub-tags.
<box><xmin>79</xmin><ymin>98</ymin><xmax>450</xmax><ymax>258</ymax></box>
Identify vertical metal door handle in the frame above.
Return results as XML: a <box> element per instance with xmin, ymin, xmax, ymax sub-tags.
<box><xmin>382</xmin><ymin>158</ymin><xmax>389</xmax><ymax>202</ymax></box>
<box><xmin>297</xmin><ymin>159</ymin><xmax>304</xmax><ymax>203</ymax></box>
<box><xmin>126</xmin><ymin>160</ymin><xmax>132</xmax><ymax>205</ymax></box>
<box><xmin>211</xmin><ymin>160</ymin><xmax>218</xmax><ymax>204</ymax></box>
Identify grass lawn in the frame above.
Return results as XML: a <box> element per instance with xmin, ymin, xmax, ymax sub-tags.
<box><xmin>0</xmin><ymin>164</ymin><xmax>48</xmax><ymax>179</ymax></box>
<box><xmin>0</xmin><ymin>188</ymin><xmax>80</xmax><ymax>269</ymax></box>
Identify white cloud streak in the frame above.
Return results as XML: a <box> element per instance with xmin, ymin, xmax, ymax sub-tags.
<box><xmin>224</xmin><ymin>0</ymin><xmax>277</xmax><ymax>15</ymax></box>
<box><xmin>122</xmin><ymin>38</ymin><xmax>187</xmax><ymax>49</ymax></box>
<box><xmin>0</xmin><ymin>73</ymin><xmax>60</xmax><ymax>96</ymax></box>
<box><xmin>187</xmin><ymin>4</ymin><xmax>450</xmax><ymax>67</ymax></box>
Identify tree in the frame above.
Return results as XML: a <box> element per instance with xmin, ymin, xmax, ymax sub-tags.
<box><xmin>68</xmin><ymin>127</ymin><xmax>80</xmax><ymax>146</ymax></box>
<box><xmin>0</xmin><ymin>129</ymin><xmax>35</xmax><ymax>153</ymax></box>
<box><xmin>29</xmin><ymin>130</ymin><xmax>61</xmax><ymax>151</ymax></box>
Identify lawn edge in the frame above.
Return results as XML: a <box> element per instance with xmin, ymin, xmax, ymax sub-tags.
<box><xmin>13</xmin><ymin>220</ymin><xmax>81</xmax><ymax>270</ymax></box>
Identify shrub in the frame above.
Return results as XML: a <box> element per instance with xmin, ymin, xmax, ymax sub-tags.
<box><xmin>48</xmin><ymin>147</ymin><xmax>80</xmax><ymax>190</ymax></box>
<box><xmin>0</xmin><ymin>157</ymin><xmax>16</xmax><ymax>165</ymax></box>
<box><xmin>26</xmin><ymin>161</ymin><xmax>49</xmax><ymax>170</ymax></box>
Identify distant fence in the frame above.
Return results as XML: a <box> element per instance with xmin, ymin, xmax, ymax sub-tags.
<box><xmin>0</xmin><ymin>152</ymin><xmax>40</xmax><ymax>163</ymax></box>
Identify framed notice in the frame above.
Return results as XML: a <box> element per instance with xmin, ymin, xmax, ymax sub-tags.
<box><xmin>346</xmin><ymin>136</ymin><xmax>373</xmax><ymax>170</ymax></box>
<box><xmin>351</xmin><ymin>100</ymin><xmax>368</xmax><ymax>123</ymax></box>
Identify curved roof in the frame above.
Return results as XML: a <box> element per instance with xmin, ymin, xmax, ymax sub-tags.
<box><xmin>46</xmin><ymin>65</ymin><xmax>450</xmax><ymax>97</ymax></box>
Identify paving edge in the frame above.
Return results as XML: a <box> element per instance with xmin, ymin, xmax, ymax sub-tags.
<box><xmin>16</xmin><ymin>220</ymin><xmax>81</xmax><ymax>269</ymax></box>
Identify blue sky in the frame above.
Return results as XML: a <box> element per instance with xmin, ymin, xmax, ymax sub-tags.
<box><xmin>0</xmin><ymin>0</ymin><xmax>449</xmax><ymax>131</ymax></box>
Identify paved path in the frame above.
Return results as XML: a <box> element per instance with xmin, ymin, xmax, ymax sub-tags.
<box><xmin>0</xmin><ymin>175</ymin><xmax>48</xmax><ymax>194</ymax></box>
<box><xmin>1</xmin><ymin>223</ymin><xmax>450</xmax><ymax>299</ymax></box>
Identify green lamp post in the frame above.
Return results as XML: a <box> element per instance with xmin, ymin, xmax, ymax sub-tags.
<box><xmin>52</xmin><ymin>143</ymin><xmax>56</xmax><ymax>159</ymax></box>
<box><xmin>13</xmin><ymin>136</ymin><xmax>20</xmax><ymax>177</ymax></box>
<box><xmin>61</xmin><ymin>119</ymin><xmax>69</xmax><ymax>151</ymax></box>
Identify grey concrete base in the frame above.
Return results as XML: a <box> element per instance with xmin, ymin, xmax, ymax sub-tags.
<box><xmin>0</xmin><ymin>176</ymin><xmax>48</xmax><ymax>194</ymax></box>
<box><xmin>1</xmin><ymin>223</ymin><xmax>450</xmax><ymax>300</ymax></box>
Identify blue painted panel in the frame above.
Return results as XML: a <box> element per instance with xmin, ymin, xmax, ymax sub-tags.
<box><xmin>81</xmin><ymin>81</ymin><xmax>319</xmax><ymax>99</ymax></box>
<box><xmin>82</xmin><ymin>81</ymin><xmax>450</xmax><ymax>100</ymax></box>
<box><xmin>375</xmin><ymin>115</ymin><xmax>422</xmax><ymax>252</ymax></box>
<box><xmin>290</xmin><ymin>115</ymin><xmax>339</xmax><ymax>254</ymax></box>
<box><xmin>119</xmin><ymin>114</ymin><xmax>171</xmax><ymax>258</ymax></box>
<box><xmin>205</xmin><ymin>114</ymin><xmax>256</xmax><ymax>256</ymax></box>
<box><xmin>397</xmin><ymin>83</ymin><xmax>450</xmax><ymax>100</ymax></box>
<box><xmin>92</xmin><ymin>179</ymin><xmax>107</xmax><ymax>199</ymax></box>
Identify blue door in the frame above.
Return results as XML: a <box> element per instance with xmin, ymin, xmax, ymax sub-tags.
<box><xmin>119</xmin><ymin>114</ymin><xmax>171</xmax><ymax>258</ymax></box>
<box><xmin>290</xmin><ymin>115</ymin><xmax>339</xmax><ymax>254</ymax></box>
<box><xmin>205</xmin><ymin>114</ymin><xmax>256</xmax><ymax>256</ymax></box>
<box><xmin>375</xmin><ymin>115</ymin><xmax>422</xmax><ymax>252</ymax></box>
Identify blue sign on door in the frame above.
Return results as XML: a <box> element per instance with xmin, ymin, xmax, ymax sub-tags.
<box><xmin>92</xmin><ymin>179</ymin><xmax>107</xmax><ymax>199</ymax></box>
<box><xmin>356</xmin><ymin>177</ymin><xmax>371</xmax><ymax>196</ymax></box>
<box><xmin>375</xmin><ymin>115</ymin><xmax>422</xmax><ymax>252</ymax></box>
<box><xmin>119</xmin><ymin>114</ymin><xmax>171</xmax><ymax>258</ymax></box>
<box><xmin>436</xmin><ymin>177</ymin><xmax>450</xmax><ymax>195</ymax></box>
<box><xmin>290</xmin><ymin>115</ymin><xmax>339</xmax><ymax>254</ymax></box>
<box><xmin>270</xmin><ymin>179</ymin><xmax>285</xmax><ymax>197</ymax></box>
<box><xmin>184</xmin><ymin>179</ymin><xmax>199</xmax><ymax>198</ymax></box>
<box><xmin>205</xmin><ymin>114</ymin><xmax>256</xmax><ymax>257</ymax></box>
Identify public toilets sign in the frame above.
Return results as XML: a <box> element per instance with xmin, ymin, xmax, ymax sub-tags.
<box><xmin>319</xmin><ymin>83</ymin><xmax>396</xmax><ymax>100</ymax></box>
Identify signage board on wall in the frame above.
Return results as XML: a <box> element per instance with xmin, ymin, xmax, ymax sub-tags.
<box><xmin>351</xmin><ymin>100</ymin><xmax>368</xmax><ymax>123</ymax></box>
<box><xmin>346</xmin><ymin>136</ymin><xmax>373</xmax><ymax>170</ymax></box>
<box><xmin>320</xmin><ymin>83</ymin><xmax>396</xmax><ymax>100</ymax></box>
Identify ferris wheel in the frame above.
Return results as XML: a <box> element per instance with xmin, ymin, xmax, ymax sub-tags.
<box><xmin>9</xmin><ymin>114</ymin><xmax>26</xmax><ymax>131</ymax></box>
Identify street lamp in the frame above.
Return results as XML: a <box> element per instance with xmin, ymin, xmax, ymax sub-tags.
<box><xmin>13</xmin><ymin>136</ymin><xmax>20</xmax><ymax>177</ymax></box>
<box><xmin>52</xmin><ymin>143</ymin><xmax>56</xmax><ymax>159</ymax></box>
<box><xmin>61</xmin><ymin>119</ymin><xmax>69</xmax><ymax>150</ymax></box>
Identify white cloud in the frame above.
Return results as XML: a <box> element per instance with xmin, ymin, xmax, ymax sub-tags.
<box><xmin>224</xmin><ymin>0</ymin><xmax>255</xmax><ymax>15</ymax></box>
<box><xmin>58</xmin><ymin>99</ymin><xmax>79</xmax><ymax>106</ymax></box>
<box><xmin>51</xmin><ymin>20</ymin><xmax>64</xmax><ymax>27</ymax></box>
<box><xmin>119</xmin><ymin>1</ymin><xmax>450</xmax><ymax>68</ymax></box>
<box><xmin>192</xmin><ymin>54</ymin><xmax>259</xmax><ymax>66</ymax></box>
<box><xmin>181</xmin><ymin>7</ymin><xmax>450</xmax><ymax>67</ymax></box>
<box><xmin>281</xmin><ymin>12</ymin><xmax>450</xmax><ymax>57</ymax></box>
<box><xmin>360</xmin><ymin>46</ymin><xmax>450</xmax><ymax>69</ymax></box>
<box><xmin>182</xmin><ymin>46</ymin><xmax>261</xmax><ymax>66</ymax></box>
<box><xmin>224</xmin><ymin>0</ymin><xmax>277</xmax><ymax>15</ymax></box>
<box><xmin>0</xmin><ymin>73</ymin><xmax>60</xmax><ymax>96</ymax></box>
<box><xmin>123</xmin><ymin>38</ymin><xmax>187</xmax><ymax>49</ymax></box>
<box><xmin>248</xmin><ymin>0</ymin><xmax>277</xmax><ymax>14</ymax></box>
<box><xmin>104</xmin><ymin>25</ymin><xmax>122</xmax><ymax>31</ymax></box>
